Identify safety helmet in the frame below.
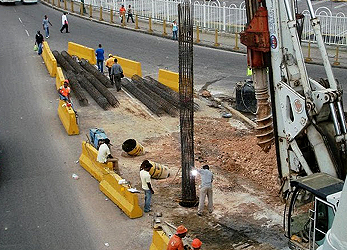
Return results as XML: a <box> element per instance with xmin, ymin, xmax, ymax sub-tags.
<box><xmin>64</xmin><ymin>79</ymin><xmax>69</xmax><ymax>84</ymax></box>
<box><xmin>176</xmin><ymin>225</ymin><xmax>188</xmax><ymax>234</ymax></box>
<box><xmin>109</xmin><ymin>54</ymin><xmax>113</xmax><ymax>57</ymax></box>
<box><xmin>192</xmin><ymin>238</ymin><xmax>202</xmax><ymax>248</ymax></box>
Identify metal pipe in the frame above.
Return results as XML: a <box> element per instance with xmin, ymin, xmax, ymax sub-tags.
<box><xmin>284</xmin><ymin>0</ymin><xmax>294</xmax><ymax>21</ymax></box>
<box><xmin>233</xmin><ymin>33</ymin><xmax>239</xmax><ymax>50</ymax></box>
<box><xmin>196</xmin><ymin>25</ymin><xmax>200</xmax><ymax>43</ymax></box>
<box><xmin>110</xmin><ymin>9</ymin><xmax>113</xmax><ymax>23</ymax></box>
<box><xmin>99</xmin><ymin>6</ymin><xmax>103</xmax><ymax>21</ymax></box>
<box><xmin>135</xmin><ymin>15</ymin><xmax>139</xmax><ymax>29</ymax></box>
<box><xmin>214</xmin><ymin>29</ymin><xmax>219</xmax><ymax>47</ymax></box>
<box><xmin>305</xmin><ymin>0</ymin><xmax>316</xmax><ymax>19</ymax></box>
<box><xmin>163</xmin><ymin>20</ymin><xmax>167</xmax><ymax>36</ymax></box>
<box><xmin>337</xmin><ymin>101</ymin><xmax>347</xmax><ymax>134</ymax></box>
<box><xmin>330</xmin><ymin>103</ymin><xmax>342</xmax><ymax>136</ymax></box>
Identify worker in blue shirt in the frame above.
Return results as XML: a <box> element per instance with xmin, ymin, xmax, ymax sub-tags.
<box><xmin>95</xmin><ymin>44</ymin><xmax>105</xmax><ymax>73</ymax></box>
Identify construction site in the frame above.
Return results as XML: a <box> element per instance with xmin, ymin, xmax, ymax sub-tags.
<box><xmin>2</xmin><ymin>0</ymin><xmax>345</xmax><ymax>248</ymax></box>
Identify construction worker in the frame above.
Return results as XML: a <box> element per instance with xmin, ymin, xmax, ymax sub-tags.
<box><xmin>58</xmin><ymin>80</ymin><xmax>71</xmax><ymax>102</ymax></box>
<box><xmin>197</xmin><ymin>165</ymin><xmax>213</xmax><ymax>216</ymax></box>
<box><xmin>105</xmin><ymin>54</ymin><xmax>115</xmax><ymax>80</ymax></box>
<box><xmin>140</xmin><ymin>160</ymin><xmax>154</xmax><ymax>212</ymax></box>
<box><xmin>97</xmin><ymin>138</ymin><xmax>119</xmax><ymax>173</ymax></box>
<box><xmin>167</xmin><ymin>225</ymin><xmax>189</xmax><ymax>250</ymax></box>
<box><xmin>191</xmin><ymin>238</ymin><xmax>202</xmax><ymax>250</ymax></box>
<box><xmin>110</xmin><ymin>58</ymin><xmax>123</xmax><ymax>92</ymax></box>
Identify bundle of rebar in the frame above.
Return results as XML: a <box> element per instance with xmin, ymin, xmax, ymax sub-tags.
<box><xmin>132</xmin><ymin>75</ymin><xmax>178</xmax><ymax>117</ymax></box>
<box><xmin>122</xmin><ymin>78</ymin><xmax>165</xmax><ymax>116</ymax></box>
<box><xmin>61</xmin><ymin>51</ymin><xmax>84</xmax><ymax>74</ymax></box>
<box><xmin>80</xmin><ymin>70</ymin><xmax>119</xmax><ymax>107</ymax></box>
<box><xmin>80</xmin><ymin>59</ymin><xmax>113</xmax><ymax>88</ymax></box>
<box><xmin>178</xmin><ymin>1</ymin><xmax>197</xmax><ymax>207</ymax></box>
<box><xmin>64</xmin><ymin>70</ymin><xmax>89</xmax><ymax>106</ymax></box>
<box><xmin>144</xmin><ymin>76</ymin><xmax>199</xmax><ymax>111</ymax></box>
<box><xmin>75</xmin><ymin>74</ymin><xmax>110</xmax><ymax>110</ymax></box>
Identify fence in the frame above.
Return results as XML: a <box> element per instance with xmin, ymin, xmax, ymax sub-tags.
<box><xmin>76</xmin><ymin>0</ymin><xmax>347</xmax><ymax>45</ymax></box>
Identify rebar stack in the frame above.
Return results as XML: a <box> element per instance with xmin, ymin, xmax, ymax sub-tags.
<box><xmin>178</xmin><ymin>1</ymin><xmax>197</xmax><ymax>207</ymax></box>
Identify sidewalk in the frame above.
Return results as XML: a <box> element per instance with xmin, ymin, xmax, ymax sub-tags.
<box><xmin>42</xmin><ymin>0</ymin><xmax>347</xmax><ymax>69</ymax></box>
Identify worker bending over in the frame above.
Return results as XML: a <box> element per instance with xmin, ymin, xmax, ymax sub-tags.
<box><xmin>97</xmin><ymin>138</ymin><xmax>119</xmax><ymax>173</ymax></box>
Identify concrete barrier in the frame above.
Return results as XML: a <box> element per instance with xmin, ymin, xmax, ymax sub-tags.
<box><xmin>42</xmin><ymin>41</ymin><xmax>57</xmax><ymax>77</ymax></box>
<box><xmin>114</xmin><ymin>56</ymin><xmax>142</xmax><ymax>78</ymax></box>
<box><xmin>149</xmin><ymin>229</ymin><xmax>170</xmax><ymax>250</ymax></box>
<box><xmin>158</xmin><ymin>69</ymin><xmax>179</xmax><ymax>92</ymax></box>
<box><xmin>79</xmin><ymin>141</ymin><xmax>113</xmax><ymax>182</ymax></box>
<box><xmin>57</xmin><ymin>100</ymin><xmax>79</xmax><ymax>135</ymax></box>
<box><xmin>56</xmin><ymin>67</ymin><xmax>65</xmax><ymax>90</ymax></box>
<box><xmin>99</xmin><ymin>171</ymin><xmax>143</xmax><ymax>219</ymax></box>
<box><xmin>68</xmin><ymin>42</ymin><xmax>96</xmax><ymax>65</ymax></box>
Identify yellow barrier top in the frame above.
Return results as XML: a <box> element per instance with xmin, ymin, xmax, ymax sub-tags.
<box><xmin>158</xmin><ymin>69</ymin><xmax>179</xmax><ymax>92</ymax></box>
<box><xmin>42</xmin><ymin>41</ymin><xmax>57</xmax><ymax>77</ymax></box>
<box><xmin>68</xmin><ymin>42</ymin><xmax>96</xmax><ymax>65</ymax></box>
<box><xmin>114</xmin><ymin>56</ymin><xmax>142</xmax><ymax>78</ymax></box>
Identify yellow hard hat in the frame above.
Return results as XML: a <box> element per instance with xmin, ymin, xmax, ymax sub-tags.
<box><xmin>109</xmin><ymin>54</ymin><xmax>113</xmax><ymax>57</ymax></box>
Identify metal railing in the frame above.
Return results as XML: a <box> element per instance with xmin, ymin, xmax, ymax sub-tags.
<box><xmin>73</xmin><ymin>0</ymin><xmax>347</xmax><ymax>46</ymax></box>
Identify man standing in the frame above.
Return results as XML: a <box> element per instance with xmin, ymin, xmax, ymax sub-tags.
<box><xmin>167</xmin><ymin>225</ymin><xmax>188</xmax><ymax>250</ymax></box>
<box><xmin>96</xmin><ymin>139</ymin><xmax>119</xmax><ymax>173</ymax></box>
<box><xmin>42</xmin><ymin>15</ymin><xmax>52</xmax><ymax>39</ymax></box>
<box><xmin>105</xmin><ymin>54</ymin><xmax>115</xmax><ymax>79</ymax></box>
<box><xmin>35</xmin><ymin>31</ymin><xmax>44</xmax><ymax>55</ymax></box>
<box><xmin>60</xmin><ymin>13</ymin><xmax>69</xmax><ymax>33</ymax></box>
<box><xmin>127</xmin><ymin>5</ymin><xmax>134</xmax><ymax>23</ymax></box>
<box><xmin>197</xmin><ymin>165</ymin><xmax>213</xmax><ymax>216</ymax></box>
<box><xmin>95</xmin><ymin>44</ymin><xmax>105</xmax><ymax>73</ymax></box>
<box><xmin>140</xmin><ymin>160</ymin><xmax>154</xmax><ymax>213</ymax></box>
<box><xmin>110</xmin><ymin>58</ymin><xmax>123</xmax><ymax>91</ymax></box>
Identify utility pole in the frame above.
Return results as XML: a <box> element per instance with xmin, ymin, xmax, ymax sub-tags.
<box><xmin>178</xmin><ymin>1</ymin><xmax>197</xmax><ymax>207</ymax></box>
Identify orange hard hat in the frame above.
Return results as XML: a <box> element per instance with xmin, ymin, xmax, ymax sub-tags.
<box><xmin>176</xmin><ymin>225</ymin><xmax>188</xmax><ymax>234</ymax></box>
<box><xmin>192</xmin><ymin>238</ymin><xmax>202</xmax><ymax>248</ymax></box>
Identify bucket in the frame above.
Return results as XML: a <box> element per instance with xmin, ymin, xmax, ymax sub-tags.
<box><xmin>122</xmin><ymin>139</ymin><xmax>144</xmax><ymax>156</ymax></box>
<box><xmin>148</xmin><ymin>161</ymin><xmax>170</xmax><ymax>179</ymax></box>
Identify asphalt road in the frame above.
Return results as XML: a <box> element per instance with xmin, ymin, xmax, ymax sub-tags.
<box><xmin>0</xmin><ymin>1</ymin><xmax>347</xmax><ymax>250</ymax></box>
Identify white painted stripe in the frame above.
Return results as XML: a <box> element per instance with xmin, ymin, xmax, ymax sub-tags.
<box><xmin>312</xmin><ymin>0</ymin><xmax>329</xmax><ymax>6</ymax></box>
<box><xmin>25</xmin><ymin>30</ymin><xmax>29</xmax><ymax>36</ymax></box>
<box><xmin>334</xmin><ymin>3</ymin><xmax>347</xmax><ymax>9</ymax></box>
<box><xmin>19</xmin><ymin>18</ymin><xmax>22</xmax><ymax>24</ymax></box>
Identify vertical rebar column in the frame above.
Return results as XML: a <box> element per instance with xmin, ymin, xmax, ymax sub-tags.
<box><xmin>178</xmin><ymin>2</ymin><xmax>197</xmax><ymax>207</ymax></box>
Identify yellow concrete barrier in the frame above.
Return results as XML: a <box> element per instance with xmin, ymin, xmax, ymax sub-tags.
<box><xmin>68</xmin><ymin>42</ymin><xmax>96</xmax><ymax>65</ymax></box>
<box><xmin>79</xmin><ymin>141</ymin><xmax>113</xmax><ymax>182</ymax></box>
<box><xmin>42</xmin><ymin>41</ymin><xmax>57</xmax><ymax>77</ymax></box>
<box><xmin>114</xmin><ymin>56</ymin><xmax>142</xmax><ymax>78</ymax></box>
<box><xmin>158</xmin><ymin>69</ymin><xmax>179</xmax><ymax>92</ymax></box>
<box><xmin>99</xmin><ymin>170</ymin><xmax>143</xmax><ymax>219</ymax></box>
<box><xmin>149</xmin><ymin>229</ymin><xmax>170</xmax><ymax>250</ymax></box>
<box><xmin>56</xmin><ymin>67</ymin><xmax>65</xmax><ymax>90</ymax></box>
<box><xmin>57</xmin><ymin>100</ymin><xmax>79</xmax><ymax>135</ymax></box>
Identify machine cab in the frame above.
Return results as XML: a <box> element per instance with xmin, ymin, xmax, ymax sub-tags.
<box><xmin>285</xmin><ymin>173</ymin><xmax>343</xmax><ymax>250</ymax></box>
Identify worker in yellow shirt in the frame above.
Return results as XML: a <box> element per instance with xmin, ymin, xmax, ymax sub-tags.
<box><xmin>105</xmin><ymin>54</ymin><xmax>115</xmax><ymax>81</ymax></box>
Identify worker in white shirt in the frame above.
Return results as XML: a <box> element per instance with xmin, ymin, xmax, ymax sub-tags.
<box><xmin>96</xmin><ymin>139</ymin><xmax>118</xmax><ymax>173</ymax></box>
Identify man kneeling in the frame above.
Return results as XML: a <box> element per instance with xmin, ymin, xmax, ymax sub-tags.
<box><xmin>97</xmin><ymin>138</ymin><xmax>119</xmax><ymax>173</ymax></box>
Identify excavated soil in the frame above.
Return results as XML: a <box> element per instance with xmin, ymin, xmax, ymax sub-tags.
<box><xmin>78</xmin><ymin>88</ymin><xmax>288</xmax><ymax>249</ymax></box>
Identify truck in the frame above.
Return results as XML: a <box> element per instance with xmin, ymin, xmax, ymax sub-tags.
<box><xmin>240</xmin><ymin>0</ymin><xmax>347</xmax><ymax>249</ymax></box>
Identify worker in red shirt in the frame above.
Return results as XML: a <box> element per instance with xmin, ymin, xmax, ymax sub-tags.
<box><xmin>119</xmin><ymin>5</ymin><xmax>126</xmax><ymax>23</ymax></box>
<box><xmin>167</xmin><ymin>225</ymin><xmax>188</xmax><ymax>250</ymax></box>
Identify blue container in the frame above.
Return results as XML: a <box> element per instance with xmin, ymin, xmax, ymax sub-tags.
<box><xmin>89</xmin><ymin>128</ymin><xmax>108</xmax><ymax>149</ymax></box>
